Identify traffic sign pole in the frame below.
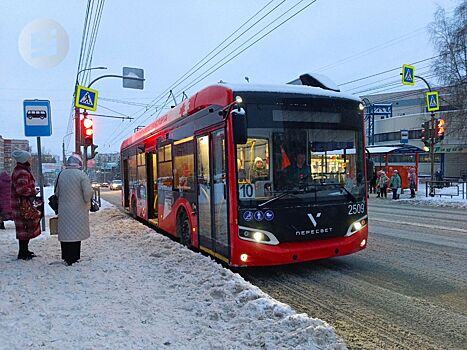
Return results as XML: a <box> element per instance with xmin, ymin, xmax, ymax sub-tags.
<box><xmin>37</xmin><ymin>137</ymin><xmax>45</xmax><ymax>231</ymax></box>
<box><xmin>75</xmin><ymin>107</ymin><xmax>81</xmax><ymax>155</ymax></box>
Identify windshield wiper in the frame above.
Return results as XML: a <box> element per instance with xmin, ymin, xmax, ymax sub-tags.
<box><xmin>323</xmin><ymin>182</ymin><xmax>357</xmax><ymax>202</ymax></box>
<box><xmin>258</xmin><ymin>190</ymin><xmax>302</xmax><ymax>207</ymax></box>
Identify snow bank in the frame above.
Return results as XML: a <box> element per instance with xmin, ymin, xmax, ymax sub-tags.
<box><xmin>397</xmin><ymin>182</ymin><xmax>467</xmax><ymax>209</ymax></box>
<box><xmin>0</xmin><ymin>206</ymin><xmax>346</xmax><ymax>349</ymax></box>
<box><xmin>399</xmin><ymin>195</ymin><xmax>467</xmax><ymax>209</ymax></box>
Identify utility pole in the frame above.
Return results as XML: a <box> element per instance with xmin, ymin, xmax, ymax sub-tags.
<box><xmin>74</xmin><ymin>106</ymin><xmax>81</xmax><ymax>155</ymax></box>
<box><xmin>415</xmin><ymin>75</ymin><xmax>436</xmax><ymax>196</ymax></box>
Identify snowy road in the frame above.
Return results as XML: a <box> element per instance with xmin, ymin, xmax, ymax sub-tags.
<box><xmin>100</xmin><ymin>189</ymin><xmax>467</xmax><ymax>349</ymax></box>
<box><xmin>241</xmin><ymin>198</ymin><xmax>467</xmax><ymax>350</ymax></box>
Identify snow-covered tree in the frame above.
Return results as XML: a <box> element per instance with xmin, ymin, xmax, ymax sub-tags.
<box><xmin>429</xmin><ymin>1</ymin><xmax>467</xmax><ymax>141</ymax></box>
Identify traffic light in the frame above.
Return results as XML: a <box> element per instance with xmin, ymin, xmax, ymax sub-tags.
<box><xmin>420</xmin><ymin>121</ymin><xmax>430</xmax><ymax>147</ymax></box>
<box><xmin>88</xmin><ymin>144</ymin><xmax>98</xmax><ymax>160</ymax></box>
<box><xmin>82</xmin><ymin>114</ymin><xmax>94</xmax><ymax>147</ymax></box>
<box><xmin>436</xmin><ymin>118</ymin><xmax>445</xmax><ymax>141</ymax></box>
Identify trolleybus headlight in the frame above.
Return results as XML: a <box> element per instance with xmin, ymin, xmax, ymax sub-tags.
<box><xmin>253</xmin><ymin>231</ymin><xmax>264</xmax><ymax>242</ymax></box>
<box><xmin>240</xmin><ymin>254</ymin><xmax>248</xmax><ymax>262</ymax></box>
<box><xmin>239</xmin><ymin>226</ymin><xmax>279</xmax><ymax>245</ymax></box>
<box><xmin>345</xmin><ymin>216</ymin><xmax>368</xmax><ymax>237</ymax></box>
<box><xmin>360</xmin><ymin>239</ymin><xmax>367</xmax><ymax>248</ymax></box>
<box><xmin>359</xmin><ymin>103</ymin><xmax>365</xmax><ymax>111</ymax></box>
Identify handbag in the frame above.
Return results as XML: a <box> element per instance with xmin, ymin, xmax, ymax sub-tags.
<box><xmin>19</xmin><ymin>196</ymin><xmax>42</xmax><ymax>220</ymax></box>
<box><xmin>49</xmin><ymin>216</ymin><xmax>58</xmax><ymax>235</ymax></box>
<box><xmin>48</xmin><ymin>194</ymin><xmax>59</xmax><ymax>214</ymax></box>
<box><xmin>90</xmin><ymin>198</ymin><xmax>100</xmax><ymax>212</ymax></box>
<box><xmin>48</xmin><ymin>171</ymin><xmax>62</xmax><ymax>215</ymax></box>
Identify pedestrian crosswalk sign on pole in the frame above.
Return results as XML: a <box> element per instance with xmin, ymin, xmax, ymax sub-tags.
<box><xmin>402</xmin><ymin>64</ymin><xmax>415</xmax><ymax>85</ymax></box>
<box><xmin>75</xmin><ymin>85</ymin><xmax>98</xmax><ymax>111</ymax></box>
<box><xmin>426</xmin><ymin>91</ymin><xmax>440</xmax><ymax>112</ymax></box>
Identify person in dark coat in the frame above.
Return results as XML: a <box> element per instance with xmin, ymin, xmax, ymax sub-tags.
<box><xmin>10</xmin><ymin>150</ymin><xmax>41</xmax><ymax>260</ymax></box>
<box><xmin>0</xmin><ymin>171</ymin><xmax>13</xmax><ymax>229</ymax></box>
<box><xmin>56</xmin><ymin>154</ymin><xmax>93</xmax><ymax>265</ymax></box>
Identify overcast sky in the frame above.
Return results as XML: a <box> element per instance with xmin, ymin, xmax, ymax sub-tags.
<box><xmin>0</xmin><ymin>0</ymin><xmax>459</xmax><ymax>156</ymax></box>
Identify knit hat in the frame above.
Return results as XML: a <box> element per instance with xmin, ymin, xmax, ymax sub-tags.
<box><xmin>67</xmin><ymin>153</ymin><xmax>83</xmax><ymax>168</ymax></box>
<box><xmin>11</xmin><ymin>149</ymin><xmax>31</xmax><ymax>163</ymax></box>
<box><xmin>254</xmin><ymin>157</ymin><xmax>263</xmax><ymax>164</ymax></box>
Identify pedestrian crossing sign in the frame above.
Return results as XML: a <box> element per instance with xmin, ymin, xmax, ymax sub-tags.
<box><xmin>426</xmin><ymin>91</ymin><xmax>440</xmax><ymax>112</ymax></box>
<box><xmin>402</xmin><ymin>64</ymin><xmax>415</xmax><ymax>85</ymax></box>
<box><xmin>75</xmin><ymin>85</ymin><xmax>98</xmax><ymax>111</ymax></box>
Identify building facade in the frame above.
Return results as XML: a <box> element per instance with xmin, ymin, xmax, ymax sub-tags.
<box><xmin>1</xmin><ymin>138</ymin><xmax>30</xmax><ymax>174</ymax></box>
<box><xmin>0</xmin><ymin>136</ymin><xmax>4</xmax><ymax>172</ymax></box>
<box><xmin>362</xmin><ymin>88</ymin><xmax>466</xmax><ymax>178</ymax></box>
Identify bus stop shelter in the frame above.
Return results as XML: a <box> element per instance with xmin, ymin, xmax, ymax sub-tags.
<box><xmin>367</xmin><ymin>144</ymin><xmax>425</xmax><ymax>190</ymax></box>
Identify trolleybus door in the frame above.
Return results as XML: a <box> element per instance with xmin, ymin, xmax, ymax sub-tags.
<box><xmin>212</xmin><ymin>129</ymin><xmax>229</xmax><ymax>258</ymax></box>
<box><xmin>123</xmin><ymin>159</ymin><xmax>130</xmax><ymax>209</ymax></box>
<box><xmin>147</xmin><ymin>151</ymin><xmax>158</xmax><ymax>225</ymax></box>
<box><xmin>196</xmin><ymin>130</ymin><xmax>229</xmax><ymax>259</ymax></box>
<box><xmin>196</xmin><ymin>135</ymin><xmax>213</xmax><ymax>249</ymax></box>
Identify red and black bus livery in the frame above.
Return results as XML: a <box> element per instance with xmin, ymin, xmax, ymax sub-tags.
<box><xmin>121</xmin><ymin>76</ymin><xmax>368</xmax><ymax>266</ymax></box>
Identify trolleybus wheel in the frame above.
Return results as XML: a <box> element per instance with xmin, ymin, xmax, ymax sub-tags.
<box><xmin>177</xmin><ymin>209</ymin><xmax>192</xmax><ymax>248</ymax></box>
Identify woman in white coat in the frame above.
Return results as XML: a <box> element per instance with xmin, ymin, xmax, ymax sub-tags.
<box><xmin>56</xmin><ymin>153</ymin><xmax>93</xmax><ymax>265</ymax></box>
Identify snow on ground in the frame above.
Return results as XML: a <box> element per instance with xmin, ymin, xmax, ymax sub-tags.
<box><xmin>0</xmin><ymin>201</ymin><xmax>346</xmax><ymax>350</ymax></box>
<box><xmin>397</xmin><ymin>182</ymin><xmax>467</xmax><ymax>209</ymax></box>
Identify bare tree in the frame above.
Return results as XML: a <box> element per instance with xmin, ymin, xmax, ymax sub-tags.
<box><xmin>429</xmin><ymin>1</ymin><xmax>467</xmax><ymax>141</ymax></box>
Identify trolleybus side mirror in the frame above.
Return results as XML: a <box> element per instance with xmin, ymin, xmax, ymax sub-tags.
<box><xmin>232</xmin><ymin>110</ymin><xmax>247</xmax><ymax>144</ymax></box>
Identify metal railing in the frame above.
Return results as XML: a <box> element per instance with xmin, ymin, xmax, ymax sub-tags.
<box><xmin>425</xmin><ymin>180</ymin><xmax>466</xmax><ymax>199</ymax></box>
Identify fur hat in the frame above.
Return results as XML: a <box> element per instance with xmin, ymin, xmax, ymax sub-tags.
<box><xmin>11</xmin><ymin>149</ymin><xmax>31</xmax><ymax>163</ymax></box>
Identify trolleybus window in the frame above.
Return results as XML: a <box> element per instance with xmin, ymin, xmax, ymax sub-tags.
<box><xmin>236</xmin><ymin>100</ymin><xmax>365</xmax><ymax>204</ymax></box>
<box><xmin>173</xmin><ymin>139</ymin><xmax>194</xmax><ymax>191</ymax></box>
<box><xmin>157</xmin><ymin>144</ymin><xmax>173</xmax><ymax>189</ymax></box>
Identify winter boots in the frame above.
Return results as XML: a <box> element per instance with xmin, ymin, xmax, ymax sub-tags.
<box><xmin>17</xmin><ymin>239</ymin><xmax>36</xmax><ymax>260</ymax></box>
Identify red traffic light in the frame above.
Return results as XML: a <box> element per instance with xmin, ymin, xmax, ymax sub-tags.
<box><xmin>81</xmin><ymin>117</ymin><xmax>94</xmax><ymax>146</ymax></box>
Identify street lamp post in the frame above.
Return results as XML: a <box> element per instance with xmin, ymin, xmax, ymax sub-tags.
<box><xmin>361</xmin><ymin>97</ymin><xmax>374</xmax><ymax>146</ymax></box>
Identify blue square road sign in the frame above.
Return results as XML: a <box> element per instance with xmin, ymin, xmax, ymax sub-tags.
<box><xmin>402</xmin><ymin>64</ymin><xmax>415</xmax><ymax>86</ymax></box>
<box><xmin>23</xmin><ymin>100</ymin><xmax>52</xmax><ymax>137</ymax></box>
<box><xmin>75</xmin><ymin>85</ymin><xmax>98</xmax><ymax>111</ymax></box>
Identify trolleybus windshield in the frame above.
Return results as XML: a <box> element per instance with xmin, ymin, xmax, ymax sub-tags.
<box><xmin>235</xmin><ymin>98</ymin><xmax>365</xmax><ymax>205</ymax></box>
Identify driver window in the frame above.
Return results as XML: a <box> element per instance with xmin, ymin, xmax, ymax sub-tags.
<box><xmin>236</xmin><ymin>138</ymin><xmax>269</xmax><ymax>184</ymax></box>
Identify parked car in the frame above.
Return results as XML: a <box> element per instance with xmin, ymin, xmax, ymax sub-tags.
<box><xmin>110</xmin><ymin>180</ymin><xmax>122</xmax><ymax>190</ymax></box>
<box><xmin>91</xmin><ymin>182</ymin><xmax>100</xmax><ymax>189</ymax></box>
<box><xmin>101</xmin><ymin>182</ymin><xmax>109</xmax><ymax>188</ymax></box>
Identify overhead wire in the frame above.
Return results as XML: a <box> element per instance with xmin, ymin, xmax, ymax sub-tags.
<box><xmin>103</xmin><ymin>0</ymin><xmax>304</xmax><ymax>146</ymax></box>
<box><xmin>64</xmin><ymin>0</ymin><xmax>105</xmax><ymax>153</ymax></box>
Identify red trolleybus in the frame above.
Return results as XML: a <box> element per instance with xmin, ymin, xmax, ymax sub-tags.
<box><xmin>121</xmin><ymin>75</ymin><xmax>368</xmax><ymax>267</ymax></box>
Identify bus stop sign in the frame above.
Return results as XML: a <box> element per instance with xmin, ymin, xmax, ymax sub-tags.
<box><xmin>23</xmin><ymin>99</ymin><xmax>52</xmax><ymax>137</ymax></box>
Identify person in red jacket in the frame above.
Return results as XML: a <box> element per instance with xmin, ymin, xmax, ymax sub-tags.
<box><xmin>0</xmin><ymin>171</ymin><xmax>13</xmax><ymax>229</ymax></box>
<box><xmin>10</xmin><ymin>150</ymin><xmax>41</xmax><ymax>260</ymax></box>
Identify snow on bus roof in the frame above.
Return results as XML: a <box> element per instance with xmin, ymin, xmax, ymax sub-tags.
<box><xmin>121</xmin><ymin>83</ymin><xmax>361</xmax><ymax>150</ymax></box>
<box><xmin>220</xmin><ymin>82</ymin><xmax>361</xmax><ymax>102</ymax></box>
